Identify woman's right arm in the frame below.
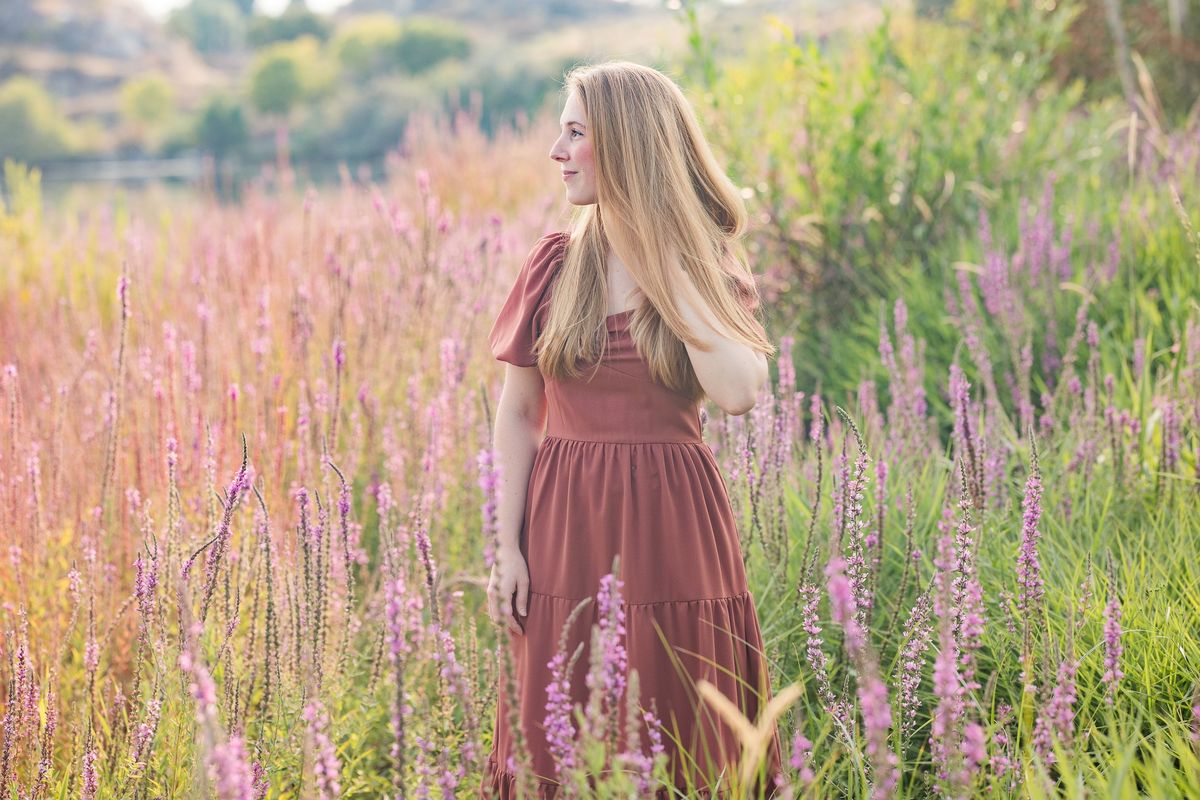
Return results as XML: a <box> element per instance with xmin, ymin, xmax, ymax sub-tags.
<box><xmin>486</xmin><ymin>363</ymin><xmax>546</xmax><ymax>635</ymax></box>
<box><xmin>493</xmin><ymin>363</ymin><xmax>547</xmax><ymax>549</ymax></box>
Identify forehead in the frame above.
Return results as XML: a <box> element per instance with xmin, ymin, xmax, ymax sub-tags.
<box><xmin>559</xmin><ymin>91</ymin><xmax>587</xmax><ymax>124</ymax></box>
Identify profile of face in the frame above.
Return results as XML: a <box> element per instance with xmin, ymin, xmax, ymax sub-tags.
<box><xmin>549</xmin><ymin>89</ymin><xmax>597</xmax><ymax>206</ymax></box>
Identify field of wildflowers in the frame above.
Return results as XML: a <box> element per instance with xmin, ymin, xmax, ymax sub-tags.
<box><xmin>1</xmin><ymin>3</ymin><xmax>1198</xmax><ymax>798</ymax></box>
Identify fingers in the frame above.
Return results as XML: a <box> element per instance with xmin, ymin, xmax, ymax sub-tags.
<box><xmin>507</xmin><ymin>589</ymin><xmax>525</xmax><ymax>636</ymax></box>
<box><xmin>517</xmin><ymin>573</ymin><xmax>529</xmax><ymax>617</ymax></box>
<box><xmin>487</xmin><ymin>583</ymin><xmax>524</xmax><ymax>636</ymax></box>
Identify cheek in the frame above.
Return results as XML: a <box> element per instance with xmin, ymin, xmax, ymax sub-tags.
<box><xmin>576</xmin><ymin>141</ymin><xmax>594</xmax><ymax>170</ymax></box>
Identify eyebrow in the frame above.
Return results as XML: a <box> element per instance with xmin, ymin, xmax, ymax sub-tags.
<box><xmin>560</xmin><ymin>120</ymin><xmax>586</xmax><ymax>127</ymax></box>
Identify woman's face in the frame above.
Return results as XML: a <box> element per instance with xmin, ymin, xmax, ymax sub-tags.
<box><xmin>549</xmin><ymin>90</ymin><xmax>597</xmax><ymax>206</ymax></box>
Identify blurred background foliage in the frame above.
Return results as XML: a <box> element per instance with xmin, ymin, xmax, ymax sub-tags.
<box><xmin>1</xmin><ymin>0</ymin><xmax>1194</xmax><ymax>182</ymax></box>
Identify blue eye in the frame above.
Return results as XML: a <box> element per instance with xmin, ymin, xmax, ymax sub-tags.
<box><xmin>570</xmin><ymin>129</ymin><xmax>583</xmax><ymax>138</ymax></box>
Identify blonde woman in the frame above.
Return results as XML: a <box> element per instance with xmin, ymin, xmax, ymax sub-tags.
<box><xmin>482</xmin><ymin>61</ymin><xmax>783</xmax><ymax>798</ymax></box>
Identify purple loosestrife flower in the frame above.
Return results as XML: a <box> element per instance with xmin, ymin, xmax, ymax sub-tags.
<box><xmin>778</xmin><ymin>336</ymin><xmax>799</xmax><ymax>444</ymax></box>
<box><xmin>545</xmin><ymin>647</ymin><xmax>582</xmax><ymax>779</ymax></box>
<box><xmin>951</xmin><ymin>492</ymin><xmax>985</xmax><ymax>691</ymax></box>
<box><xmin>961</xmin><ymin>722</ymin><xmax>986</xmax><ymax>773</ymax></box>
<box><xmin>179</xmin><ymin>649</ymin><xmax>219</xmax><ymax>723</ymax></box>
<box><xmin>542</xmin><ymin>593</ymin><xmax>595</xmax><ymax>788</ymax></box>
<box><xmin>616</xmin><ymin>672</ymin><xmax>667</xmax><ymax>796</ymax></box>
<box><xmin>990</xmin><ymin>707</ymin><xmax>1015</xmax><ymax>789</ymax></box>
<box><xmin>135</xmin><ymin>550</ymin><xmax>159</xmax><ymax>621</ymax></box>
<box><xmin>825</xmin><ymin>556</ymin><xmax>859</xmax><ymax>646</ymax></box>
<box><xmin>208</xmin><ymin>735</ymin><xmax>256</xmax><ymax>800</ymax></box>
<box><xmin>302</xmin><ymin>700</ymin><xmax>342</xmax><ymax>799</ymax></box>
<box><xmin>477</xmin><ymin>447</ymin><xmax>501</xmax><ymax>569</ymax></box>
<box><xmin>893</xmin><ymin>588</ymin><xmax>934</xmax><ymax>740</ymax></box>
<box><xmin>82</xmin><ymin>747</ymin><xmax>99</xmax><ymax>800</ymax></box>
<box><xmin>85</xmin><ymin>634</ymin><xmax>100</xmax><ymax>674</ymax></box>
<box><xmin>1161</xmin><ymin>399</ymin><xmax>1182</xmax><ymax>473</ymax></box>
<box><xmin>133</xmin><ymin>698</ymin><xmax>163</xmax><ymax>764</ymax></box>
<box><xmin>1032</xmin><ymin>654</ymin><xmax>1077</xmax><ymax>764</ymax></box>
<box><xmin>584</xmin><ymin>569</ymin><xmax>629</xmax><ymax>746</ymax></box>
<box><xmin>412</xmin><ymin>735</ymin><xmax>437</xmax><ymax>800</ymax></box>
<box><xmin>1102</xmin><ymin>560</ymin><xmax>1124</xmax><ymax>706</ymax></box>
<box><xmin>1017</xmin><ymin>438</ymin><xmax>1045</xmax><ymax>658</ymax></box>
<box><xmin>825</xmin><ymin>556</ymin><xmax>899</xmax><ymax>798</ymax></box>
<box><xmin>799</xmin><ymin>582</ymin><xmax>842</xmax><ymax>724</ymax></box>
<box><xmin>809</xmin><ymin>393</ymin><xmax>824</xmax><ymax>447</ymax></box>
<box><xmin>847</xmin><ymin>466</ymin><xmax>872</xmax><ymax>625</ymax></box>
<box><xmin>930</xmin><ymin>533</ymin><xmax>969</xmax><ymax>798</ymax></box>
<box><xmin>430</xmin><ymin>625</ymin><xmax>477</xmax><ymax>765</ymax></box>
<box><xmin>384</xmin><ymin>570</ymin><xmax>423</xmax><ymax>663</ymax></box>
<box><xmin>789</xmin><ymin>729</ymin><xmax>815</xmax><ymax>789</ymax></box>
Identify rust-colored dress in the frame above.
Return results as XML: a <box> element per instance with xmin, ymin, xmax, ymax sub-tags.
<box><xmin>480</xmin><ymin>231</ymin><xmax>783</xmax><ymax>798</ymax></box>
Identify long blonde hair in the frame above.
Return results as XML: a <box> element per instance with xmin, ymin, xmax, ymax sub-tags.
<box><xmin>535</xmin><ymin>60</ymin><xmax>775</xmax><ymax>404</ymax></box>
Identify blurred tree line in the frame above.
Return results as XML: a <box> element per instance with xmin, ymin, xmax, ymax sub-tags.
<box><xmin>0</xmin><ymin>0</ymin><xmax>1195</xmax><ymax>182</ymax></box>
<box><xmin>0</xmin><ymin>0</ymin><xmax>573</xmax><ymax>173</ymax></box>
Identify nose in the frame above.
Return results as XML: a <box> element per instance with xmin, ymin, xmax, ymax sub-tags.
<box><xmin>549</xmin><ymin>135</ymin><xmax>568</xmax><ymax>163</ymax></box>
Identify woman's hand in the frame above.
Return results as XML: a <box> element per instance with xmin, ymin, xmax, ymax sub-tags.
<box><xmin>487</xmin><ymin>544</ymin><xmax>530</xmax><ymax>636</ymax></box>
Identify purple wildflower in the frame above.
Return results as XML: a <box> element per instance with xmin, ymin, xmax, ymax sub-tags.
<box><xmin>799</xmin><ymin>582</ymin><xmax>842</xmax><ymax>723</ymax></box>
<box><xmin>544</xmin><ymin>645</ymin><xmax>581</xmax><ymax>779</ymax></box>
<box><xmin>1016</xmin><ymin>438</ymin><xmax>1045</xmax><ymax>657</ymax></box>
<box><xmin>208</xmin><ymin>735</ymin><xmax>256</xmax><ymax>800</ymax></box>
<box><xmin>893</xmin><ymin>588</ymin><xmax>934</xmax><ymax>740</ymax></box>
<box><xmin>584</xmin><ymin>568</ymin><xmax>629</xmax><ymax>743</ymax></box>
<box><xmin>1102</xmin><ymin>560</ymin><xmax>1124</xmax><ymax>706</ymax></box>
<box><xmin>789</xmin><ymin>729</ymin><xmax>815</xmax><ymax>788</ymax></box>
<box><xmin>930</xmin><ymin>533</ymin><xmax>969</xmax><ymax>797</ymax></box>
<box><xmin>1032</xmin><ymin>654</ymin><xmax>1077</xmax><ymax>764</ymax></box>
<box><xmin>302</xmin><ymin>700</ymin><xmax>342</xmax><ymax>799</ymax></box>
<box><xmin>825</xmin><ymin>556</ymin><xmax>899</xmax><ymax>798</ymax></box>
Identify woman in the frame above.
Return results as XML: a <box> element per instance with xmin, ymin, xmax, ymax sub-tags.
<box><xmin>481</xmin><ymin>61</ymin><xmax>783</xmax><ymax>798</ymax></box>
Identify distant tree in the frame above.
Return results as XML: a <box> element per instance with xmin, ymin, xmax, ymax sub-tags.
<box><xmin>249</xmin><ymin>37</ymin><xmax>331</xmax><ymax>177</ymax></box>
<box><xmin>120</xmin><ymin>74</ymin><xmax>175</xmax><ymax>128</ymax></box>
<box><xmin>0</xmin><ymin>77</ymin><xmax>75</xmax><ymax>163</ymax></box>
<box><xmin>915</xmin><ymin>0</ymin><xmax>954</xmax><ymax>19</ymax></box>
<box><xmin>194</xmin><ymin>93</ymin><xmax>248</xmax><ymax>159</ymax></box>
<box><xmin>249</xmin><ymin>50</ymin><xmax>304</xmax><ymax>116</ymax></box>
<box><xmin>246</xmin><ymin>5</ymin><xmax>331</xmax><ymax>48</ymax></box>
<box><xmin>231</xmin><ymin>0</ymin><xmax>255</xmax><ymax>14</ymax></box>
<box><xmin>166</xmin><ymin>0</ymin><xmax>246</xmax><ymax>54</ymax></box>
<box><xmin>389</xmin><ymin>17</ymin><xmax>472</xmax><ymax>75</ymax></box>
<box><xmin>330</xmin><ymin>14</ymin><xmax>404</xmax><ymax>77</ymax></box>
<box><xmin>248</xmin><ymin>37</ymin><xmax>333</xmax><ymax>109</ymax></box>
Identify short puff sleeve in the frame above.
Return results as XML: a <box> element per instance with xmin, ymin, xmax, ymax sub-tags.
<box><xmin>488</xmin><ymin>231</ymin><xmax>569</xmax><ymax>367</ymax></box>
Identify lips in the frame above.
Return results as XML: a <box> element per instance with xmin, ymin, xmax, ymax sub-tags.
<box><xmin>562</xmin><ymin>171</ymin><xmax>577</xmax><ymax>180</ymax></box>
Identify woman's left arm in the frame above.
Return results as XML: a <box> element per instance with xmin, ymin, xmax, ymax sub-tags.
<box><xmin>671</xmin><ymin>264</ymin><xmax>768</xmax><ymax>416</ymax></box>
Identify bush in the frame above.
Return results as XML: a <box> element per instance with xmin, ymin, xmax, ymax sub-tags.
<box><xmin>248</xmin><ymin>36</ymin><xmax>338</xmax><ymax>117</ymax></box>
<box><xmin>387</xmin><ymin>16</ymin><xmax>472</xmax><ymax>76</ymax></box>
<box><xmin>193</xmin><ymin>93</ymin><xmax>249</xmax><ymax>159</ymax></box>
<box><xmin>246</xmin><ymin>5</ymin><xmax>332</xmax><ymax>48</ymax></box>
<box><xmin>166</xmin><ymin>0</ymin><xmax>245</xmax><ymax>54</ymax></box>
<box><xmin>0</xmin><ymin>77</ymin><xmax>76</xmax><ymax>163</ymax></box>
<box><xmin>329</xmin><ymin>14</ymin><xmax>405</xmax><ymax>78</ymax></box>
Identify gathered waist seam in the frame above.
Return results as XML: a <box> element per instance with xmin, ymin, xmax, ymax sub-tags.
<box><xmin>541</xmin><ymin>433</ymin><xmax>706</xmax><ymax>446</ymax></box>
